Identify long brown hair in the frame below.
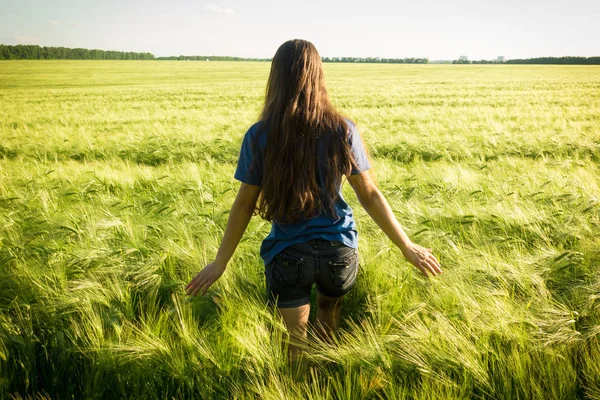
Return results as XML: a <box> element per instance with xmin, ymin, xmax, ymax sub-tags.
<box><xmin>256</xmin><ymin>39</ymin><xmax>358</xmax><ymax>224</ymax></box>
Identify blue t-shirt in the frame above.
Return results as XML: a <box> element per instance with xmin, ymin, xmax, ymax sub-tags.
<box><xmin>234</xmin><ymin>120</ymin><xmax>371</xmax><ymax>265</ymax></box>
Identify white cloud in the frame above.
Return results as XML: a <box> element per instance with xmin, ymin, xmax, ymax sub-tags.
<box><xmin>48</xmin><ymin>20</ymin><xmax>62</xmax><ymax>25</ymax></box>
<box><xmin>201</xmin><ymin>4</ymin><xmax>234</xmax><ymax>15</ymax></box>
<box><xmin>12</xmin><ymin>35</ymin><xmax>40</xmax><ymax>45</ymax></box>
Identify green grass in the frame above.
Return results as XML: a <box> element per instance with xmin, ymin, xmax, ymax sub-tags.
<box><xmin>1</xmin><ymin>60</ymin><xmax>599</xmax><ymax>399</ymax></box>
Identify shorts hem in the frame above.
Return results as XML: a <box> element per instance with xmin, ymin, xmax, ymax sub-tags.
<box><xmin>275</xmin><ymin>296</ymin><xmax>311</xmax><ymax>309</ymax></box>
<box><xmin>316</xmin><ymin>285</ymin><xmax>354</xmax><ymax>299</ymax></box>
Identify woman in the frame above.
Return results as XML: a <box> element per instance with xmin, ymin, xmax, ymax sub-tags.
<box><xmin>185</xmin><ymin>39</ymin><xmax>442</xmax><ymax>353</ymax></box>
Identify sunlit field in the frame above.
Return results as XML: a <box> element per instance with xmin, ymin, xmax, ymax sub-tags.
<box><xmin>1</xmin><ymin>61</ymin><xmax>599</xmax><ymax>399</ymax></box>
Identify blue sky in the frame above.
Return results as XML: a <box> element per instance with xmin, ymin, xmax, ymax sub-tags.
<box><xmin>1</xmin><ymin>0</ymin><xmax>598</xmax><ymax>60</ymax></box>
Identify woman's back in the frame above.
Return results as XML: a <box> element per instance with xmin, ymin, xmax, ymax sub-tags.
<box><xmin>234</xmin><ymin>119</ymin><xmax>370</xmax><ymax>265</ymax></box>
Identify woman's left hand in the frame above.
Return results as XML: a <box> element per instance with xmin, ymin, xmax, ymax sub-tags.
<box><xmin>185</xmin><ymin>261</ymin><xmax>227</xmax><ymax>296</ymax></box>
<box><xmin>402</xmin><ymin>242</ymin><xmax>442</xmax><ymax>278</ymax></box>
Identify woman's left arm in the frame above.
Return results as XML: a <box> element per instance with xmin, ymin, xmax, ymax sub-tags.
<box><xmin>186</xmin><ymin>182</ymin><xmax>261</xmax><ymax>296</ymax></box>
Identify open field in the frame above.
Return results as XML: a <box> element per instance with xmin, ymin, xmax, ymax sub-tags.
<box><xmin>1</xmin><ymin>61</ymin><xmax>599</xmax><ymax>399</ymax></box>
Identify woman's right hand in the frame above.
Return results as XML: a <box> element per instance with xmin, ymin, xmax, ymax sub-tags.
<box><xmin>185</xmin><ymin>261</ymin><xmax>227</xmax><ymax>296</ymax></box>
<box><xmin>402</xmin><ymin>242</ymin><xmax>442</xmax><ymax>277</ymax></box>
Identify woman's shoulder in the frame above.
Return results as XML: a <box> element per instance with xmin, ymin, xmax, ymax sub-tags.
<box><xmin>242</xmin><ymin>121</ymin><xmax>269</xmax><ymax>151</ymax></box>
<box><xmin>244</xmin><ymin>121</ymin><xmax>268</xmax><ymax>138</ymax></box>
<box><xmin>342</xmin><ymin>118</ymin><xmax>360</xmax><ymax>142</ymax></box>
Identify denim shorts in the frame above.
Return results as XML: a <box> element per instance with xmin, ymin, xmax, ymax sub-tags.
<box><xmin>264</xmin><ymin>238</ymin><xmax>359</xmax><ymax>308</ymax></box>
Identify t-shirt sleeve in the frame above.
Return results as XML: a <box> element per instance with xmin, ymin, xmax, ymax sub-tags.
<box><xmin>233</xmin><ymin>126</ymin><xmax>263</xmax><ymax>186</ymax></box>
<box><xmin>348</xmin><ymin>123</ymin><xmax>371</xmax><ymax>175</ymax></box>
<box><xmin>234</xmin><ymin>125</ymin><xmax>263</xmax><ymax>186</ymax></box>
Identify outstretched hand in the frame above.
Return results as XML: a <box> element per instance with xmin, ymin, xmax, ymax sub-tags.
<box><xmin>185</xmin><ymin>261</ymin><xmax>226</xmax><ymax>296</ymax></box>
<box><xmin>402</xmin><ymin>243</ymin><xmax>442</xmax><ymax>278</ymax></box>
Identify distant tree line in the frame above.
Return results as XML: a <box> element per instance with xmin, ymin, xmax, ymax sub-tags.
<box><xmin>2</xmin><ymin>44</ymin><xmax>598</xmax><ymax>65</ymax></box>
<box><xmin>0</xmin><ymin>44</ymin><xmax>155</xmax><ymax>60</ymax></box>
<box><xmin>156</xmin><ymin>55</ymin><xmax>270</xmax><ymax>61</ymax></box>
<box><xmin>156</xmin><ymin>55</ymin><xmax>429</xmax><ymax>63</ymax></box>
<box><xmin>453</xmin><ymin>59</ymin><xmax>504</xmax><ymax>64</ymax></box>
<box><xmin>504</xmin><ymin>56</ymin><xmax>600</xmax><ymax>65</ymax></box>
<box><xmin>453</xmin><ymin>56</ymin><xmax>600</xmax><ymax>65</ymax></box>
<box><xmin>321</xmin><ymin>57</ymin><xmax>429</xmax><ymax>64</ymax></box>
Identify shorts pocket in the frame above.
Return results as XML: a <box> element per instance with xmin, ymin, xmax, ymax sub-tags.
<box><xmin>328</xmin><ymin>249</ymin><xmax>358</xmax><ymax>288</ymax></box>
<box><xmin>272</xmin><ymin>251</ymin><xmax>304</xmax><ymax>287</ymax></box>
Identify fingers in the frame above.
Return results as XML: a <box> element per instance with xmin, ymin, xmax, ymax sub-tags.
<box><xmin>190</xmin><ymin>281</ymin><xmax>209</xmax><ymax>297</ymax></box>
<box><xmin>189</xmin><ymin>279</ymin><xmax>204</xmax><ymax>296</ymax></box>
<box><xmin>186</xmin><ymin>273</ymin><xmax>211</xmax><ymax>296</ymax></box>
<box><xmin>186</xmin><ymin>279</ymin><xmax>198</xmax><ymax>296</ymax></box>
<box><xmin>424</xmin><ymin>258</ymin><xmax>441</xmax><ymax>276</ymax></box>
<box><xmin>417</xmin><ymin>260</ymin><xmax>438</xmax><ymax>278</ymax></box>
<box><xmin>416</xmin><ymin>264</ymin><xmax>430</xmax><ymax>278</ymax></box>
<box><xmin>427</xmin><ymin>254</ymin><xmax>442</xmax><ymax>274</ymax></box>
<box><xmin>185</xmin><ymin>271</ymin><xmax>203</xmax><ymax>291</ymax></box>
<box><xmin>185</xmin><ymin>277</ymin><xmax>196</xmax><ymax>291</ymax></box>
<box><xmin>413</xmin><ymin>247</ymin><xmax>442</xmax><ymax>278</ymax></box>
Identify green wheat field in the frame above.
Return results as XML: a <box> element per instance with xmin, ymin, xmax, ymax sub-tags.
<box><xmin>1</xmin><ymin>61</ymin><xmax>599</xmax><ymax>399</ymax></box>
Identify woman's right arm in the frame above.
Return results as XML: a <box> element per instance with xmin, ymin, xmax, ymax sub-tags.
<box><xmin>185</xmin><ymin>182</ymin><xmax>261</xmax><ymax>296</ymax></box>
<box><xmin>347</xmin><ymin>171</ymin><xmax>442</xmax><ymax>277</ymax></box>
